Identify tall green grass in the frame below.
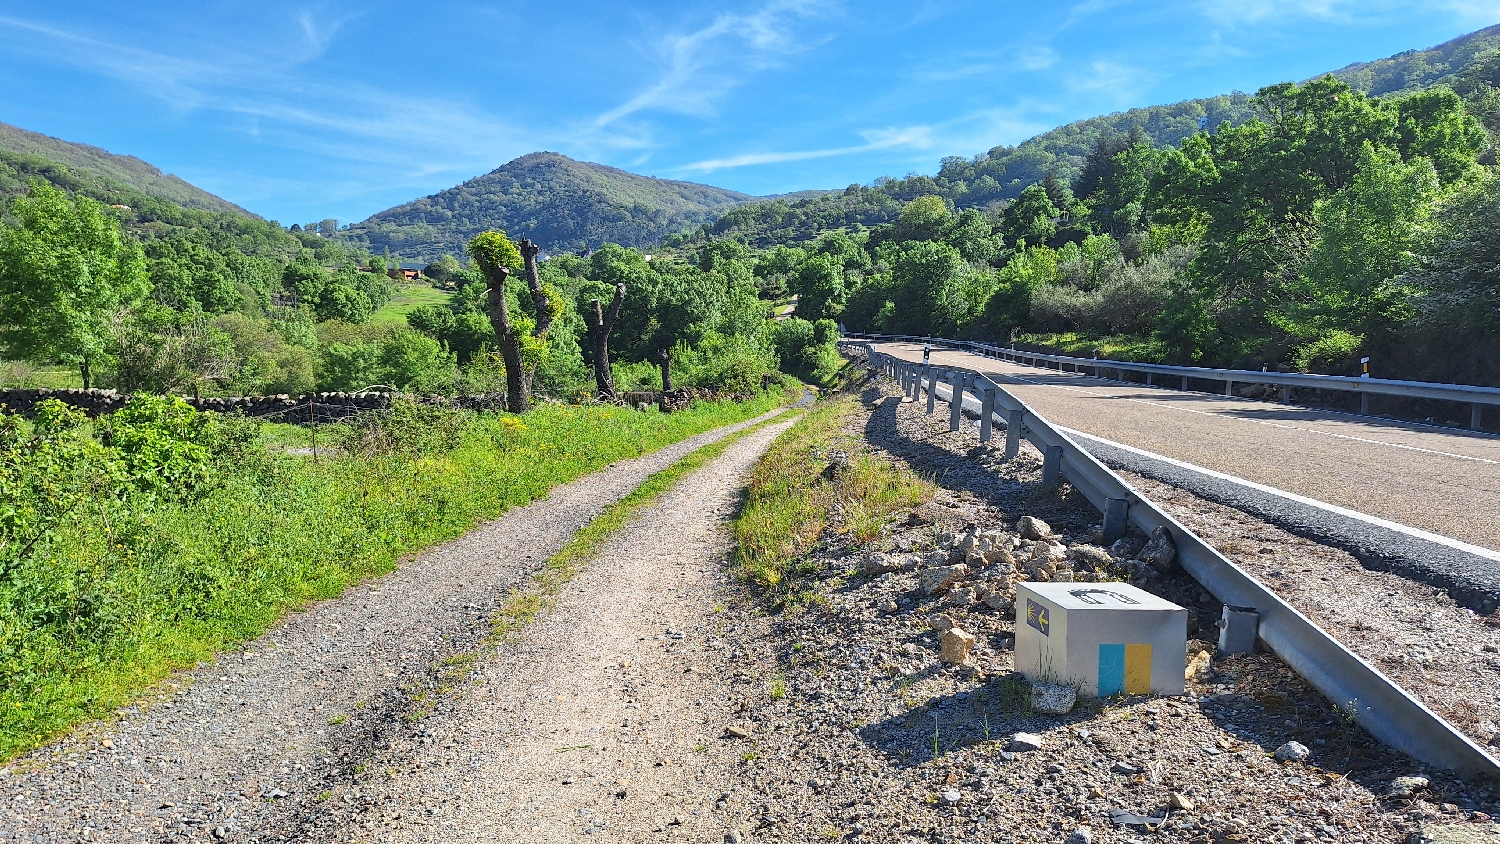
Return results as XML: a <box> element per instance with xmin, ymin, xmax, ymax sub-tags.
<box><xmin>0</xmin><ymin>391</ymin><xmax>788</xmax><ymax>759</ymax></box>
<box><xmin>732</xmin><ymin>397</ymin><xmax>932</xmax><ymax>589</ymax></box>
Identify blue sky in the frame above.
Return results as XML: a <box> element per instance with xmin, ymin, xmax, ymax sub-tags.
<box><xmin>0</xmin><ymin>1</ymin><xmax>1495</xmax><ymax>226</ymax></box>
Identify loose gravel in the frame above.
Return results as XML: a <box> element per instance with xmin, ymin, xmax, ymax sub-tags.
<box><xmin>0</xmin><ymin>405</ymin><xmax>788</xmax><ymax>844</ymax></box>
<box><xmin>716</xmin><ymin>364</ymin><xmax>1496</xmax><ymax>844</ymax></box>
<box><xmin>1075</xmin><ymin>431</ymin><xmax>1500</xmax><ymax>614</ymax></box>
<box><xmin>9</xmin><ymin>363</ymin><xmax>1500</xmax><ymax>844</ymax></box>
<box><xmin>1118</xmin><ymin>468</ymin><xmax>1500</xmax><ymax>760</ymax></box>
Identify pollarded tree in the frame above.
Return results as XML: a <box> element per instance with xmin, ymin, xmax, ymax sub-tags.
<box><xmin>583</xmin><ymin>282</ymin><xmax>626</xmax><ymax>400</ymax></box>
<box><xmin>0</xmin><ymin>180</ymin><xmax>150</xmax><ymax>388</ymax></box>
<box><xmin>468</xmin><ymin>230</ymin><xmax>558</xmax><ymax>412</ymax></box>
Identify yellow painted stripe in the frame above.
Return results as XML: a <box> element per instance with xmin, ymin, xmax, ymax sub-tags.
<box><xmin>1124</xmin><ymin>643</ymin><xmax>1152</xmax><ymax>694</ymax></box>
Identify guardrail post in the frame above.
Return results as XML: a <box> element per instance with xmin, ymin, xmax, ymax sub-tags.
<box><xmin>1181</xmin><ymin>375</ymin><xmax>1189</xmax><ymax>391</ymax></box>
<box><xmin>1042</xmin><ymin>445</ymin><xmax>1063</xmax><ymax>488</ymax></box>
<box><xmin>1474</xmin><ymin>404</ymin><xmax>1484</xmax><ymax>430</ymax></box>
<box><xmin>1004</xmin><ymin>409</ymin><xmax>1022</xmax><ymax>461</ymax></box>
<box><xmin>1102</xmin><ymin>497</ymin><xmax>1129</xmax><ymax>544</ymax></box>
<box><xmin>1225</xmin><ymin>380</ymin><xmax>1234</xmax><ymax>397</ymax></box>
<box><xmin>1282</xmin><ymin>386</ymin><xmax>1291</xmax><ymax>404</ymax></box>
<box><xmin>948</xmin><ymin>371</ymin><xmax>965</xmax><ymax>432</ymax></box>
<box><xmin>1146</xmin><ymin>372</ymin><xmax>1153</xmax><ymax>387</ymax></box>
<box><xmin>979</xmin><ymin>385</ymin><xmax>995</xmax><ymax>442</ymax></box>
<box><xmin>926</xmin><ymin>369</ymin><xmax>938</xmax><ymax>414</ymax></box>
<box><xmin>1361</xmin><ymin>393</ymin><xmax>1370</xmax><ymax>415</ymax></box>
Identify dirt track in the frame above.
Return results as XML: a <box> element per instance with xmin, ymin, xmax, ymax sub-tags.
<box><xmin>0</xmin><ymin>407</ymin><xmax>788</xmax><ymax>844</ymax></box>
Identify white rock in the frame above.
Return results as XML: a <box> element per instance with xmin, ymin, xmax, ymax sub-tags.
<box><xmin>1007</xmin><ymin>732</ymin><xmax>1044</xmax><ymax>752</ymax></box>
<box><xmin>939</xmin><ymin>789</ymin><xmax>961</xmax><ymax>806</ymax></box>
<box><xmin>862</xmin><ymin>552</ymin><xmax>903</xmax><ymax>576</ymax></box>
<box><xmin>1387</xmin><ymin>775</ymin><xmax>1429</xmax><ymax>797</ymax></box>
<box><xmin>920</xmin><ymin>564</ymin><xmax>969</xmax><ymax>595</ymax></box>
<box><xmin>928</xmin><ymin>613</ymin><xmax>956</xmax><ymax>631</ymax></box>
<box><xmin>1274</xmin><ymin>741</ymin><xmax>1310</xmax><ymax>762</ymax></box>
<box><xmin>1016</xmin><ymin>516</ymin><xmax>1053</xmax><ymax>540</ymax></box>
<box><xmin>1030</xmin><ymin>683</ymin><xmax>1077</xmax><ymax>715</ymax></box>
<box><xmin>1064</xmin><ymin>828</ymin><xmax>1092</xmax><ymax>844</ymax></box>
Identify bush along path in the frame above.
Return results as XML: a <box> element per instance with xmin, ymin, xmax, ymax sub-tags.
<box><xmin>0</xmin><ymin>401</ymin><xmax>794</xmax><ymax>843</ymax></box>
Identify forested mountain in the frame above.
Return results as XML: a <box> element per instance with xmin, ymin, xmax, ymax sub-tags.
<box><xmin>340</xmin><ymin>152</ymin><xmax>758</xmax><ymax>259</ymax></box>
<box><xmin>0</xmin><ymin>121</ymin><xmax>254</xmax><ymax>217</ymax></box>
<box><xmin>702</xmin><ymin>23</ymin><xmax>1500</xmax><ymax>247</ymax></box>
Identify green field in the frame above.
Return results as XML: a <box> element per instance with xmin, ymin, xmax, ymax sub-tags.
<box><xmin>370</xmin><ymin>283</ymin><xmax>455</xmax><ymax>325</ymax></box>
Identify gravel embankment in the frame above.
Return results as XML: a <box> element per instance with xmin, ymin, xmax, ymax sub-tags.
<box><xmin>1117</xmin><ymin>468</ymin><xmax>1500</xmax><ymax>759</ymax></box>
<box><xmin>1073</xmin><ymin>432</ymin><xmax>1500</xmax><ymax>614</ymax></box>
<box><xmin>0</xmin><ymin>405</ymin><xmax>788</xmax><ymax>844</ymax></box>
<box><xmin>717</xmin><ymin>367</ymin><xmax>1496</xmax><ymax>844</ymax></box>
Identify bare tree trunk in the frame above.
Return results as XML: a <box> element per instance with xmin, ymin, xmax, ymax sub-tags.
<box><xmin>656</xmin><ymin>348</ymin><xmax>673</xmax><ymax>392</ymax></box>
<box><xmin>517</xmin><ymin>239</ymin><xmax>553</xmax><ymax>399</ymax></box>
<box><xmin>583</xmin><ymin>283</ymin><xmax>626</xmax><ymax>401</ymax></box>
<box><xmin>483</xmin><ymin>266</ymin><xmax>528</xmax><ymax>414</ymax></box>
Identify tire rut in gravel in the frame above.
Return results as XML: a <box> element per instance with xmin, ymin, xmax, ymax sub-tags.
<box><xmin>0</xmin><ymin>406</ymin><xmax>788</xmax><ymax>844</ymax></box>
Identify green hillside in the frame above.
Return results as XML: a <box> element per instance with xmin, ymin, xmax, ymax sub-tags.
<box><xmin>0</xmin><ymin>121</ymin><xmax>254</xmax><ymax>217</ymax></box>
<box><xmin>340</xmin><ymin>152</ymin><xmax>757</xmax><ymax>259</ymax></box>
<box><xmin>703</xmin><ymin>22</ymin><xmax>1500</xmax><ymax>247</ymax></box>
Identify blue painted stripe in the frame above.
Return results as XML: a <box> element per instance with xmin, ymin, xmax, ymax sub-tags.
<box><xmin>1099</xmin><ymin>644</ymin><xmax>1125</xmax><ymax>695</ymax></box>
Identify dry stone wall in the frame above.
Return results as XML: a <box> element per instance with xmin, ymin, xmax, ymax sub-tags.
<box><xmin>0</xmin><ymin>388</ymin><xmax>395</xmax><ymax>423</ymax></box>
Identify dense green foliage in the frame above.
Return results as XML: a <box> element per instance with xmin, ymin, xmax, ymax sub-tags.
<box><xmin>340</xmin><ymin>152</ymin><xmax>756</xmax><ymax>258</ymax></box>
<box><xmin>0</xmin><ymin>391</ymin><xmax>786</xmax><ymax>759</ymax></box>
<box><xmin>695</xmin><ymin>73</ymin><xmax>1499</xmax><ymax>385</ymax></box>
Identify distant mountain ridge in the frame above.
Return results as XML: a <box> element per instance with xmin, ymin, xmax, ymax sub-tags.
<box><xmin>0</xmin><ymin>121</ymin><xmax>255</xmax><ymax>217</ymax></box>
<box><xmin>339</xmin><ymin>152</ymin><xmax>761</xmax><ymax>259</ymax></box>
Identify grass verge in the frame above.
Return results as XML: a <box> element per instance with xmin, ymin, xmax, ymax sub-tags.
<box><xmin>0</xmin><ymin>389</ymin><xmax>794</xmax><ymax>760</ymax></box>
<box><xmin>732</xmin><ymin>396</ymin><xmax>933</xmax><ymax>592</ymax></box>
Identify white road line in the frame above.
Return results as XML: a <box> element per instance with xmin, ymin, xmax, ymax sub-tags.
<box><xmin>918</xmin><ymin>350</ymin><xmax>1500</xmax><ymax>467</ymax></box>
<box><xmin>1060</xmin><ymin>426</ymin><xmax>1500</xmax><ymax>563</ymax></box>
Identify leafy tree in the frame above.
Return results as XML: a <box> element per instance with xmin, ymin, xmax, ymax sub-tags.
<box><xmin>645</xmin><ymin>269</ymin><xmax>721</xmax><ymax>390</ymax></box>
<box><xmin>0</xmin><ymin>180</ymin><xmax>150</xmax><ymax>387</ymax></box>
<box><xmin>1400</xmin><ymin>171</ymin><xmax>1500</xmax><ymax>385</ymax></box>
<box><xmin>467</xmin><ymin>230</ymin><xmax>556</xmax><ymax>412</ymax></box>
<box><xmin>885</xmin><ymin>241</ymin><xmax>966</xmax><ymax>335</ymax></box>
<box><xmin>1276</xmin><ymin>145</ymin><xmax>1441</xmax><ymax>362</ymax></box>
<box><xmin>792</xmin><ymin>255</ymin><xmax>846</xmax><ymax>321</ymax></box>
<box><xmin>892</xmin><ymin>195</ymin><xmax>951</xmax><ymax>243</ymax></box>
<box><xmin>1001</xmin><ymin>185</ymin><xmax>1059</xmax><ymax>247</ymax></box>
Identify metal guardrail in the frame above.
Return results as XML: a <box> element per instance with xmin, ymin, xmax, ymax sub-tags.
<box><xmin>852</xmin><ymin>342</ymin><xmax>1500</xmax><ymax>778</ymax></box>
<box><xmin>844</xmin><ymin>332</ymin><xmax>1500</xmax><ymax>429</ymax></box>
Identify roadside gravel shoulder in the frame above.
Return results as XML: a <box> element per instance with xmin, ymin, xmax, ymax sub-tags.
<box><xmin>0</xmin><ymin>404</ymin><xmax>788</xmax><ymax>844</ymax></box>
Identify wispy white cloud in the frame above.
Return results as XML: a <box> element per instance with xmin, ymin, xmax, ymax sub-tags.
<box><xmin>1195</xmin><ymin>0</ymin><xmax>1360</xmax><ymax>25</ymax></box>
<box><xmin>0</xmin><ymin>11</ymin><xmax>539</xmax><ymax>184</ymax></box>
<box><xmin>590</xmin><ymin>0</ymin><xmax>835</xmax><ymax>130</ymax></box>
<box><xmin>675</xmin><ymin>125</ymin><xmax>934</xmax><ymax>173</ymax></box>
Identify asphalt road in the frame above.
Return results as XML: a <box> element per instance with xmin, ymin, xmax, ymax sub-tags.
<box><xmin>873</xmin><ymin>341</ymin><xmax>1500</xmax><ymax>555</ymax></box>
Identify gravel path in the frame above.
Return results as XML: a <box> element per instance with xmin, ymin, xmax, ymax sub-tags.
<box><xmin>0</xmin><ymin>405</ymin><xmax>788</xmax><ymax>844</ymax></box>
<box><xmin>280</xmin><ymin>414</ymin><xmax>799</xmax><ymax>844</ymax></box>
